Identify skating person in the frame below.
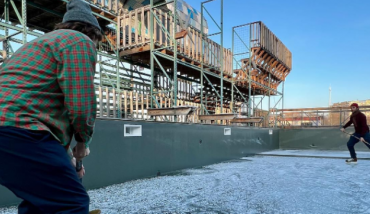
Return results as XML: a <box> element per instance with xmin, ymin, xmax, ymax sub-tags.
<box><xmin>341</xmin><ymin>103</ymin><xmax>370</xmax><ymax>164</ymax></box>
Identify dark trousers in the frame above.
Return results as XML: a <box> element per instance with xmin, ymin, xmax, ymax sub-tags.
<box><xmin>347</xmin><ymin>132</ymin><xmax>370</xmax><ymax>158</ymax></box>
<box><xmin>0</xmin><ymin>126</ymin><xmax>89</xmax><ymax>214</ymax></box>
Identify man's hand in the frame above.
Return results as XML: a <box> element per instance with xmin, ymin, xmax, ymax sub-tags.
<box><xmin>360</xmin><ymin>137</ymin><xmax>365</xmax><ymax>143</ymax></box>
<box><xmin>71</xmin><ymin>157</ymin><xmax>86</xmax><ymax>179</ymax></box>
<box><xmin>340</xmin><ymin>128</ymin><xmax>345</xmax><ymax>132</ymax></box>
<box><xmin>73</xmin><ymin>143</ymin><xmax>90</xmax><ymax>161</ymax></box>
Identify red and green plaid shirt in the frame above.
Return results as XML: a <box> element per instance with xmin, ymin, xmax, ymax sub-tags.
<box><xmin>0</xmin><ymin>29</ymin><xmax>97</xmax><ymax>147</ymax></box>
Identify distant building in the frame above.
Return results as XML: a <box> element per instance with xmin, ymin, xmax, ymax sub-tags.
<box><xmin>331</xmin><ymin>99</ymin><xmax>370</xmax><ymax>125</ymax></box>
<box><xmin>280</xmin><ymin>112</ymin><xmax>324</xmax><ymax>127</ymax></box>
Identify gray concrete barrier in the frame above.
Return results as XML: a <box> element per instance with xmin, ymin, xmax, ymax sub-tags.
<box><xmin>0</xmin><ymin>119</ymin><xmax>278</xmax><ymax>207</ymax></box>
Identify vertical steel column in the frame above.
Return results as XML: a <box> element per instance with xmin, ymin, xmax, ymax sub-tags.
<box><xmin>3</xmin><ymin>0</ymin><xmax>10</xmax><ymax>59</ymax></box>
<box><xmin>301</xmin><ymin>110</ymin><xmax>303</xmax><ymax>127</ymax></box>
<box><xmin>200</xmin><ymin>2</ymin><xmax>204</xmax><ymax>115</ymax></box>
<box><xmin>220</xmin><ymin>0</ymin><xmax>223</xmax><ymax>112</ymax></box>
<box><xmin>150</xmin><ymin>0</ymin><xmax>154</xmax><ymax>108</ymax></box>
<box><xmin>116</xmin><ymin>11</ymin><xmax>121</xmax><ymax>118</ymax></box>
<box><xmin>282</xmin><ymin>81</ymin><xmax>285</xmax><ymax>122</ymax></box>
<box><xmin>268</xmin><ymin>73</ymin><xmax>271</xmax><ymax>126</ymax></box>
<box><xmin>173</xmin><ymin>0</ymin><xmax>178</xmax><ymax>122</ymax></box>
<box><xmin>99</xmin><ymin>55</ymin><xmax>102</xmax><ymax>86</ymax></box>
<box><xmin>231</xmin><ymin>27</ymin><xmax>234</xmax><ymax>113</ymax></box>
<box><xmin>247</xmin><ymin>24</ymin><xmax>252</xmax><ymax>117</ymax></box>
<box><xmin>22</xmin><ymin>0</ymin><xmax>27</xmax><ymax>44</ymax></box>
<box><xmin>252</xmin><ymin>89</ymin><xmax>255</xmax><ymax>116</ymax></box>
<box><xmin>316</xmin><ymin>110</ymin><xmax>319</xmax><ymax>127</ymax></box>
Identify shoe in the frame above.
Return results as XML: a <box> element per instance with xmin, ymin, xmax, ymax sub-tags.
<box><xmin>89</xmin><ymin>210</ymin><xmax>101</xmax><ymax>214</ymax></box>
<box><xmin>345</xmin><ymin>158</ymin><xmax>357</xmax><ymax>164</ymax></box>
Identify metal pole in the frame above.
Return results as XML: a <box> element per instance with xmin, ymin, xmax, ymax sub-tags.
<box><xmin>231</xmin><ymin>27</ymin><xmax>234</xmax><ymax>113</ymax></box>
<box><xmin>274</xmin><ymin>108</ymin><xmax>277</xmax><ymax>128</ymax></box>
<box><xmin>248</xmin><ymin>24</ymin><xmax>252</xmax><ymax>117</ymax></box>
<box><xmin>268</xmin><ymin>73</ymin><xmax>271</xmax><ymax>126</ymax></box>
<box><xmin>220</xmin><ymin>0</ymin><xmax>223</xmax><ymax>112</ymax></box>
<box><xmin>99</xmin><ymin>55</ymin><xmax>102</xmax><ymax>86</ymax></box>
<box><xmin>200</xmin><ymin>2</ymin><xmax>204</xmax><ymax>115</ymax></box>
<box><xmin>252</xmin><ymin>88</ymin><xmax>255</xmax><ymax>116</ymax></box>
<box><xmin>316</xmin><ymin>110</ymin><xmax>319</xmax><ymax>127</ymax></box>
<box><xmin>301</xmin><ymin>110</ymin><xmax>303</xmax><ymax>127</ymax></box>
<box><xmin>282</xmin><ymin>80</ymin><xmax>285</xmax><ymax>122</ymax></box>
<box><xmin>22</xmin><ymin>0</ymin><xmax>27</xmax><ymax>44</ymax></box>
<box><xmin>3</xmin><ymin>0</ymin><xmax>10</xmax><ymax>59</ymax></box>
<box><xmin>116</xmin><ymin>13</ymin><xmax>121</xmax><ymax>118</ymax></box>
<box><xmin>150</xmin><ymin>0</ymin><xmax>154</xmax><ymax>108</ymax></box>
<box><xmin>173</xmin><ymin>0</ymin><xmax>178</xmax><ymax>122</ymax></box>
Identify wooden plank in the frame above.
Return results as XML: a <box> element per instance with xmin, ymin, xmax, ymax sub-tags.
<box><xmin>159</xmin><ymin>10</ymin><xmax>163</xmax><ymax>45</ymax></box>
<box><xmin>147</xmin><ymin>107</ymin><xmax>193</xmax><ymax>116</ymax></box>
<box><xmin>141</xmin><ymin>7</ymin><xmax>145</xmax><ymax>43</ymax></box>
<box><xmin>147</xmin><ymin>9</ymin><xmax>150</xmax><ymax>44</ymax></box>
<box><xmin>186</xmin><ymin>30</ymin><xmax>190</xmax><ymax>56</ymax></box>
<box><xmin>105</xmin><ymin>87</ymin><xmax>110</xmax><ymax>118</ymax></box>
<box><xmin>195</xmin><ymin>31</ymin><xmax>198</xmax><ymax>61</ymax></box>
<box><xmin>136</xmin><ymin>92</ymin><xmax>139</xmax><ymax>119</ymax></box>
<box><xmin>179</xmin><ymin>33</ymin><xmax>183</xmax><ymax>53</ymax></box>
<box><xmin>198</xmin><ymin>114</ymin><xmax>235</xmax><ymax>121</ymax></box>
<box><xmin>165</xmin><ymin>12</ymin><xmax>168</xmax><ymax>46</ymax></box>
<box><xmin>130</xmin><ymin>91</ymin><xmax>133</xmax><ymax>118</ymax></box>
<box><xmin>118</xmin><ymin>91</ymin><xmax>122</xmax><ymax>118</ymax></box>
<box><xmin>175</xmin><ymin>30</ymin><xmax>187</xmax><ymax>40</ymax></box>
<box><xmin>231</xmin><ymin>117</ymin><xmax>264</xmax><ymax>123</ymax></box>
<box><xmin>129</xmin><ymin>11</ymin><xmax>132</xmax><ymax>46</ymax></box>
<box><xmin>115</xmin><ymin>0</ymin><xmax>118</xmax><ymax>13</ymax></box>
<box><xmin>146</xmin><ymin>94</ymin><xmax>149</xmax><ymax>119</ymax></box>
<box><xmin>124</xmin><ymin>91</ymin><xmax>127</xmax><ymax>118</ymax></box>
<box><xmin>169</xmin><ymin>14</ymin><xmax>173</xmax><ymax>47</ymax></box>
<box><xmin>141</xmin><ymin>94</ymin><xmax>144</xmax><ymax>119</ymax></box>
<box><xmin>135</xmin><ymin>9</ymin><xmax>138</xmax><ymax>45</ymax></box>
<box><xmin>154</xmin><ymin>9</ymin><xmax>157</xmax><ymax>42</ymax></box>
<box><xmin>122</xmin><ymin>12</ymin><xmax>126</xmax><ymax>47</ymax></box>
<box><xmin>119</xmin><ymin>45</ymin><xmax>150</xmax><ymax>56</ymax></box>
<box><xmin>117</xmin><ymin>14</ymin><xmax>121</xmax><ymax>48</ymax></box>
<box><xmin>113</xmin><ymin>89</ymin><xmax>116</xmax><ymax>118</ymax></box>
<box><xmin>99</xmin><ymin>86</ymin><xmax>103</xmax><ymax>117</ymax></box>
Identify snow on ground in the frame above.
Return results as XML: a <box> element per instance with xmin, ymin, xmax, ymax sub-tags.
<box><xmin>259</xmin><ymin>149</ymin><xmax>370</xmax><ymax>159</ymax></box>
<box><xmin>1</xmin><ymin>150</ymin><xmax>370</xmax><ymax>214</ymax></box>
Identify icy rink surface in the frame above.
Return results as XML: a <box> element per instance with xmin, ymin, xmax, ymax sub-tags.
<box><xmin>1</xmin><ymin>153</ymin><xmax>370</xmax><ymax>214</ymax></box>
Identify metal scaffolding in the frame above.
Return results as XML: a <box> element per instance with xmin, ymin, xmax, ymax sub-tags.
<box><xmin>0</xmin><ymin>0</ymin><xmax>292</xmax><ymax>126</ymax></box>
<box><xmin>232</xmin><ymin>21</ymin><xmax>291</xmax><ymax>127</ymax></box>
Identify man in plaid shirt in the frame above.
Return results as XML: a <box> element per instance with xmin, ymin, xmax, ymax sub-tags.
<box><xmin>0</xmin><ymin>0</ymin><xmax>102</xmax><ymax>213</ymax></box>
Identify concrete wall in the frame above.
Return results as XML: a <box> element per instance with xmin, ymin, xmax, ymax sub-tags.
<box><xmin>0</xmin><ymin>119</ymin><xmax>278</xmax><ymax>207</ymax></box>
<box><xmin>279</xmin><ymin>127</ymin><xmax>369</xmax><ymax>151</ymax></box>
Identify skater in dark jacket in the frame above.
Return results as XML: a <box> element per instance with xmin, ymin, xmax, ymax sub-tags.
<box><xmin>341</xmin><ymin>103</ymin><xmax>370</xmax><ymax>164</ymax></box>
<box><xmin>0</xmin><ymin>0</ymin><xmax>102</xmax><ymax>213</ymax></box>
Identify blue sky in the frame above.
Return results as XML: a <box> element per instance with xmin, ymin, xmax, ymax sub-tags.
<box><xmin>185</xmin><ymin>0</ymin><xmax>370</xmax><ymax>108</ymax></box>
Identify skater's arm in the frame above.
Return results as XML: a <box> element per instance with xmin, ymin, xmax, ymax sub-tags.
<box><xmin>57</xmin><ymin>40</ymin><xmax>97</xmax><ymax>148</ymax></box>
<box><xmin>342</xmin><ymin>117</ymin><xmax>353</xmax><ymax>129</ymax></box>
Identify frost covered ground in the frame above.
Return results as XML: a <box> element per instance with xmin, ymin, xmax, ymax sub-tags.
<box><xmin>1</xmin><ymin>150</ymin><xmax>370</xmax><ymax>214</ymax></box>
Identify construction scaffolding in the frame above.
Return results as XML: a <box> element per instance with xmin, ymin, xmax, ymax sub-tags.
<box><xmin>0</xmin><ymin>0</ymin><xmax>293</xmax><ymax>127</ymax></box>
<box><xmin>232</xmin><ymin>21</ymin><xmax>292</xmax><ymax>127</ymax></box>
